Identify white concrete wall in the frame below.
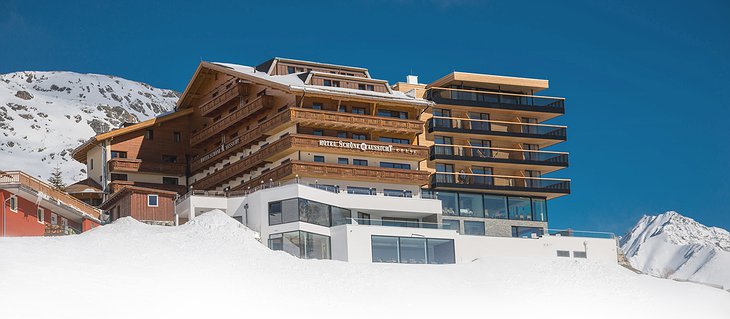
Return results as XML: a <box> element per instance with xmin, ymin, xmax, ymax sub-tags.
<box><xmin>455</xmin><ymin>234</ymin><xmax>618</xmax><ymax>264</ymax></box>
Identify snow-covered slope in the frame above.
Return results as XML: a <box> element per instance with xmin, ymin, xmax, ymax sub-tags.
<box><xmin>0</xmin><ymin>210</ymin><xmax>728</xmax><ymax>319</ymax></box>
<box><xmin>620</xmin><ymin>211</ymin><xmax>730</xmax><ymax>290</ymax></box>
<box><xmin>0</xmin><ymin>71</ymin><xmax>178</xmax><ymax>182</ymax></box>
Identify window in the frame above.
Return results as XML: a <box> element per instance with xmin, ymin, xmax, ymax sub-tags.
<box><xmin>484</xmin><ymin>195</ymin><xmax>508</xmax><ymax>219</ymax></box>
<box><xmin>313</xmin><ymin>155</ymin><xmax>325</xmax><ymax>163</ymax></box>
<box><xmin>110</xmin><ymin>151</ymin><xmax>127</xmax><ymax>159</ymax></box>
<box><xmin>357</xmin><ymin>84</ymin><xmax>375</xmax><ymax>91</ymax></box>
<box><xmin>50</xmin><ymin>213</ymin><xmax>58</xmax><ymax>225</ymax></box>
<box><xmin>269</xmin><ymin>231</ymin><xmax>331</xmax><ymax>260</ymax></box>
<box><xmin>377</xmin><ymin>109</ymin><xmax>407</xmax><ymax>119</ymax></box>
<box><xmin>331</xmin><ymin>206</ymin><xmax>352</xmax><ymax>226</ymax></box>
<box><xmin>299</xmin><ymin>198</ymin><xmax>330</xmax><ymax>226</ymax></box>
<box><xmin>145</xmin><ymin>129</ymin><xmax>154</xmax><ymax>140</ymax></box>
<box><xmin>338</xmin><ymin>105</ymin><xmax>347</xmax><ymax>112</ymax></box>
<box><xmin>268</xmin><ymin>198</ymin><xmax>349</xmax><ymax>227</ymax></box>
<box><xmin>287</xmin><ymin>66</ymin><xmax>295</xmax><ymax>74</ymax></box>
<box><xmin>532</xmin><ymin>198</ymin><xmax>547</xmax><ymax>222</ymax></box>
<box><xmin>433</xmin><ymin>108</ymin><xmax>452</xmax><ymax>128</ymax></box>
<box><xmin>37</xmin><ymin>207</ymin><xmax>44</xmax><ymax>223</ymax></box>
<box><xmin>557</xmin><ymin>250</ymin><xmax>570</xmax><ymax>257</ymax></box>
<box><xmin>353</xmin><ymin>159</ymin><xmax>368</xmax><ymax>166</ymax></box>
<box><xmin>434</xmin><ymin>136</ymin><xmax>454</xmax><ymax>156</ymax></box>
<box><xmin>147</xmin><ymin>194</ymin><xmax>159</xmax><ymax>207</ymax></box>
<box><xmin>573</xmin><ymin>251</ymin><xmax>587</xmax><ymax>258</ymax></box>
<box><xmin>442</xmin><ymin>219</ymin><xmax>460</xmax><ymax>233</ymax></box>
<box><xmin>435</xmin><ymin>163</ymin><xmax>455</xmax><ymax>183</ymax></box>
<box><xmin>173</xmin><ymin>132</ymin><xmax>181</xmax><ymax>143</ymax></box>
<box><xmin>162</xmin><ymin>177</ymin><xmax>178</xmax><ymax>185</ymax></box>
<box><xmin>337</xmin><ymin>158</ymin><xmax>349</xmax><ymax>165</ymax></box>
<box><xmin>458</xmin><ymin>193</ymin><xmax>484</xmax><ymax>217</ymax></box>
<box><xmin>8</xmin><ymin>195</ymin><xmax>17</xmax><ymax>212</ymax></box>
<box><xmin>110</xmin><ymin>173</ymin><xmax>127</xmax><ymax>181</ymax></box>
<box><xmin>463</xmin><ymin>221</ymin><xmax>485</xmax><ymax>236</ymax></box>
<box><xmin>311</xmin><ymin>103</ymin><xmax>323</xmax><ymax>110</ymax></box>
<box><xmin>468</xmin><ymin>112</ymin><xmax>490</xmax><ymax>131</ymax></box>
<box><xmin>511</xmin><ymin>226</ymin><xmax>544</xmax><ymax>238</ymax></box>
<box><xmin>313</xmin><ymin>130</ymin><xmax>324</xmax><ymax>136</ymax></box>
<box><xmin>161</xmin><ymin>155</ymin><xmax>178</xmax><ymax>163</ymax></box>
<box><xmin>323</xmin><ymin>79</ymin><xmax>340</xmax><ymax>87</ymax></box>
<box><xmin>379</xmin><ymin>137</ymin><xmax>409</xmax><ymax>144</ymax></box>
<box><xmin>351</xmin><ymin>133</ymin><xmax>366</xmax><ymax>140</ymax></box>
<box><xmin>357</xmin><ymin>212</ymin><xmax>371</xmax><ymax>225</ymax></box>
<box><xmin>268</xmin><ymin>201</ymin><xmax>283</xmax><ymax>225</ymax></box>
<box><xmin>384</xmin><ymin>189</ymin><xmax>412</xmax><ymax>198</ymax></box>
<box><xmin>337</xmin><ymin>131</ymin><xmax>347</xmax><ymax>138</ymax></box>
<box><xmin>371</xmin><ymin>236</ymin><xmax>455</xmax><ymax>264</ymax></box>
<box><xmin>61</xmin><ymin>218</ymin><xmax>67</xmax><ymax>227</ymax></box>
<box><xmin>89</xmin><ymin>159</ymin><xmax>94</xmax><ymax>170</ymax></box>
<box><xmin>437</xmin><ymin>191</ymin><xmax>457</xmax><ymax>216</ymax></box>
<box><xmin>351</xmin><ymin>107</ymin><xmax>366</xmax><ymax>115</ymax></box>
<box><xmin>380</xmin><ymin>162</ymin><xmax>411</xmax><ymax>170</ymax></box>
<box><xmin>347</xmin><ymin>187</ymin><xmax>374</xmax><ymax>195</ymax></box>
<box><xmin>508</xmin><ymin>197</ymin><xmax>532</xmax><ymax>220</ymax></box>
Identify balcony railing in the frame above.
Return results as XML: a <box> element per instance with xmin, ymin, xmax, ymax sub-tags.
<box><xmin>430</xmin><ymin>144</ymin><xmax>568</xmax><ymax>167</ymax></box>
<box><xmin>45</xmin><ymin>224</ymin><xmax>81</xmax><ymax>236</ymax></box>
<box><xmin>0</xmin><ymin>171</ymin><xmax>101</xmax><ymax>219</ymax></box>
<box><xmin>232</xmin><ymin>160</ymin><xmax>431</xmax><ymax>191</ymax></box>
<box><xmin>108</xmin><ymin>158</ymin><xmax>186</xmax><ymax>175</ymax></box>
<box><xmin>291</xmin><ymin>107</ymin><xmax>424</xmax><ymax>135</ymax></box>
<box><xmin>428</xmin><ymin>116</ymin><xmax>566</xmax><ymax>140</ymax></box>
<box><xmin>191</xmin><ymin>95</ymin><xmax>274</xmax><ymax>146</ymax></box>
<box><xmin>430</xmin><ymin>172</ymin><xmax>570</xmax><ymax>193</ymax></box>
<box><xmin>199</xmin><ymin>80</ymin><xmax>249</xmax><ymax>116</ymax></box>
<box><xmin>427</xmin><ymin>87</ymin><xmax>565</xmax><ymax>113</ymax></box>
<box><xmin>348</xmin><ymin>218</ymin><xmax>450</xmax><ymax>230</ymax></box>
<box><xmin>109</xmin><ymin>180</ymin><xmax>188</xmax><ymax>195</ymax></box>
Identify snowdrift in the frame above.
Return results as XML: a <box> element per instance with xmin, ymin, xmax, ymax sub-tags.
<box><xmin>0</xmin><ymin>210</ymin><xmax>728</xmax><ymax>319</ymax></box>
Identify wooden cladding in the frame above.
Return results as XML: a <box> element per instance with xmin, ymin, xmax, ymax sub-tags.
<box><xmin>109</xmin><ymin>181</ymin><xmax>187</xmax><ymax>195</ymax></box>
<box><xmin>199</xmin><ymin>81</ymin><xmax>249</xmax><ymax>116</ymax></box>
<box><xmin>108</xmin><ymin>158</ymin><xmax>186</xmax><ymax>175</ymax></box>
<box><xmin>232</xmin><ymin>160</ymin><xmax>431</xmax><ymax>191</ymax></box>
<box><xmin>191</xmin><ymin>95</ymin><xmax>274</xmax><ymax>146</ymax></box>
<box><xmin>291</xmin><ymin>108</ymin><xmax>424</xmax><ymax>135</ymax></box>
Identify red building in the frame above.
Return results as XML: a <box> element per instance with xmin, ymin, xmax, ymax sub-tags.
<box><xmin>0</xmin><ymin>171</ymin><xmax>101</xmax><ymax>237</ymax></box>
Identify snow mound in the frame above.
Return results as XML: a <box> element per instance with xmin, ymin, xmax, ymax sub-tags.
<box><xmin>620</xmin><ymin>211</ymin><xmax>730</xmax><ymax>290</ymax></box>
<box><xmin>0</xmin><ymin>210</ymin><xmax>728</xmax><ymax>319</ymax></box>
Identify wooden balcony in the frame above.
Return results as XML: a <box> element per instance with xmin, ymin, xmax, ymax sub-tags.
<box><xmin>190</xmin><ymin>107</ymin><xmax>294</xmax><ymax>172</ymax></box>
<box><xmin>191</xmin><ymin>133</ymin><xmax>430</xmax><ymax>190</ymax></box>
<box><xmin>191</xmin><ymin>95</ymin><xmax>275</xmax><ymax>146</ymax></box>
<box><xmin>108</xmin><ymin>158</ymin><xmax>186</xmax><ymax>175</ymax></box>
<box><xmin>0</xmin><ymin>171</ymin><xmax>101</xmax><ymax>219</ymax></box>
<box><xmin>232</xmin><ymin>160</ymin><xmax>431</xmax><ymax>191</ymax></box>
<box><xmin>290</xmin><ymin>107</ymin><xmax>424</xmax><ymax>135</ymax></box>
<box><xmin>109</xmin><ymin>180</ymin><xmax>188</xmax><ymax>195</ymax></box>
<box><xmin>199</xmin><ymin>81</ymin><xmax>249</xmax><ymax>116</ymax></box>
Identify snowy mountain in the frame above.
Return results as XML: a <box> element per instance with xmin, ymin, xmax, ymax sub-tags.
<box><xmin>0</xmin><ymin>71</ymin><xmax>178</xmax><ymax>183</ymax></box>
<box><xmin>0</xmin><ymin>210</ymin><xmax>728</xmax><ymax>319</ymax></box>
<box><xmin>620</xmin><ymin>211</ymin><xmax>730</xmax><ymax>290</ymax></box>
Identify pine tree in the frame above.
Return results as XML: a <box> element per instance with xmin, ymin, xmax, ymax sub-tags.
<box><xmin>48</xmin><ymin>166</ymin><xmax>66</xmax><ymax>191</ymax></box>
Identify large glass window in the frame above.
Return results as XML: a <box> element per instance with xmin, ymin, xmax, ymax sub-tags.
<box><xmin>268</xmin><ymin>201</ymin><xmax>282</xmax><ymax>225</ymax></box>
<box><xmin>458</xmin><ymin>193</ymin><xmax>484</xmax><ymax>217</ymax></box>
<box><xmin>379</xmin><ymin>137</ymin><xmax>410</xmax><ymax>144</ymax></box>
<box><xmin>463</xmin><ymin>221</ymin><xmax>485</xmax><ymax>236</ymax></box>
<box><xmin>299</xmin><ymin>198</ymin><xmax>330</xmax><ymax>227</ymax></box>
<box><xmin>331</xmin><ymin>206</ymin><xmax>352</xmax><ymax>226</ymax></box>
<box><xmin>427</xmin><ymin>239</ymin><xmax>456</xmax><ymax>264</ymax></box>
<box><xmin>437</xmin><ymin>191</ymin><xmax>458</xmax><ymax>216</ymax></box>
<box><xmin>434</xmin><ymin>136</ymin><xmax>454</xmax><ymax>156</ymax></box>
<box><xmin>371</xmin><ymin>236</ymin><xmax>399</xmax><ymax>263</ymax></box>
<box><xmin>484</xmin><ymin>195</ymin><xmax>508</xmax><ymax>219</ymax></box>
<box><xmin>532</xmin><ymin>198</ymin><xmax>547</xmax><ymax>222</ymax></box>
<box><xmin>281</xmin><ymin>198</ymin><xmax>299</xmax><ymax>224</ymax></box>
<box><xmin>442</xmin><ymin>219</ymin><xmax>460</xmax><ymax>232</ymax></box>
<box><xmin>508</xmin><ymin>197</ymin><xmax>533</xmax><ymax>220</ymax></box>
<box><xmin>270</xmin><ymin>231</ymin><xmax>331</xmax><ymax>259</ymax></box>
<box><xmin>512</xmin><ymin>226</ymin><xmax>544</xmax><ymax>238</ymax></box>
<box><xmin>372</xmin><ymin>236</ymin><xmax>455</xmax><ymax>264</ymax></box>
<box><xmin>399</xmin><ymin>237</ymin><xmax>427</xmax><ymax>264</ymax></box>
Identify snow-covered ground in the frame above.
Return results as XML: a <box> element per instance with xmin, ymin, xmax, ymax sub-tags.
<box><xmin>0</xmin><ymin>210</ymin><xmax>728</xmax><ymax>319</ymax></box>
<box><xmin>620</xmin><ymin>211</ymin><xmax>730</xmax><ymax>290</ymax></box>
<box><xmin>0</xmin><ymin>71</ymin><xmax>177</xmax><ymax>182</ymax></box>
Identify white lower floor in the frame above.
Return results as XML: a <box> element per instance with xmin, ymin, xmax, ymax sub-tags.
<box><xmin>174</xmin><ymin>182</ymin><xmax>618</xmax><ymax>264</ymax></box>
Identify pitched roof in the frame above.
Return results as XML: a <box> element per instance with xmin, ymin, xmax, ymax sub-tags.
<box><xmin>71</xmin><ymin>108</ymin><xmax>193</xmax><ymax>163</ymax></box>
<box><xmin>65</xmin><ymin>178</ymin><xmax>103</xmax><ymax>194</ymax></box>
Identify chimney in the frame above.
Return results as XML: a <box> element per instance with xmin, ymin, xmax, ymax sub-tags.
<box><xmin>406</xmin><ymin>75</ymin><xmax>419</xmax><ymax>85</ymax></box>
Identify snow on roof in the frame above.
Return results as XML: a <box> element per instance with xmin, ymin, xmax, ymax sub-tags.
<box><xmin>211</xmin><ymin>62</ymin><xmax>431</xmax><ymax>106</ymax></box>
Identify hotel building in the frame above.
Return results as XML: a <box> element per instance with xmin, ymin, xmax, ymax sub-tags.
<box><xmin>173</xmin><ymin>57</ymin><xmax>616</xmax><ymax>264</ymax></box>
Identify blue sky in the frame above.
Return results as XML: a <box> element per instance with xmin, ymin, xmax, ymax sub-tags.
<box><xmin>1</xmin><ymin>0</ymin><xmax>729</xmax><ymax>235</ymax></box>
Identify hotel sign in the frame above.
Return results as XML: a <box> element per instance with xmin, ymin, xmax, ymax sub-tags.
<box><xmin>318</xmin><ymin>140</ymin><xmax>417</xmax><ymax>155</ymax></box>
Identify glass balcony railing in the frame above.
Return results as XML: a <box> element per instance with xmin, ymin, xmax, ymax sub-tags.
<box><xmin>427</xmin><ymin>87</ymin><xmax>565</xmax><ymax>113</ymax></box>
<box><xmin>430</xmin><ymin>144</ymin><xmax>568</xmax><ymax>166</ymax></box>
<box><xmin>431</xmin><ymin>172</ymin><xmax>570</xmax><ymax>193</ymax></box>
<box><xmin>428</xmin><ymin>117</ymin><xmax>566</xmax><ymax>139</ymax></box>
<box><xmin>349</xmin><ymin>218</ymin><xmax>450</xmax><ymax>230</ymax></box>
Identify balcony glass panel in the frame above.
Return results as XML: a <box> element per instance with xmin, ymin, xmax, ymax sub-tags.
<box><xmin>442</xmin><ymin>219</ymin><xmax>460</xmax><ymax>232</ymax></box>
<box><xmin>532</xmin><ymin>198</ymin><xmax>547</xmax><ymax>222</ymax></box>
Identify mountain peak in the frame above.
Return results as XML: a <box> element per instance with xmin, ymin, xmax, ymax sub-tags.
<box><xmin>620</xmin><ymin>211</ymin><xmax>730</xmax><ymax>289</ymax></box>
<box><xmin>0</xmin><ymin>70</ymin><xmax>178</xmax><ymax>182</ymax></box>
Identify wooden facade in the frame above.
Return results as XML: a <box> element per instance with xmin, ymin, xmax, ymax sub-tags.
<box><xmin>100</xmin><ymin>186</ymin><xmax>177</xmax><ymax>224</ymax></box>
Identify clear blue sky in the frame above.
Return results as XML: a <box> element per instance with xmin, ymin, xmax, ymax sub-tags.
<box><xmin>2</xmin><ymin>0</ymin><xmax>729</xmax><ymax>235</ymax></box>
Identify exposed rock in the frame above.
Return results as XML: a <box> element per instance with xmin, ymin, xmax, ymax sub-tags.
<box><xmin>15</xmin><ymin>90</ymin><xmax>33</xmax><ymax>100</ymax></box>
